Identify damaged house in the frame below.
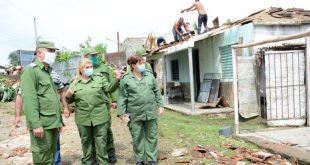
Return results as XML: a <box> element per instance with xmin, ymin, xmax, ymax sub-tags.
<box><xmin>147</xmin><ymin>7</ymin><xmax>310</xmax><ymax>125</ymax></box>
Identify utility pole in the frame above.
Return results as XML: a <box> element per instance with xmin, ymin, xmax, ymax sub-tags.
<box><xmin>33</xmin><ymin>17</ymin><xmax>39</xmax><ymax>45</ymax></box>
<box><xmin>117</xmin><ymin>32</ymin><xmax>120</xmax><ymax>67</ymax></box>
<box><xmin>117</xmin><ymin>31</ymin><xmax>120</xmax><ymax>52</ymax></box>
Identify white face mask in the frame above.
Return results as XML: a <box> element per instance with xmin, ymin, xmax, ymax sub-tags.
<box><xmin>43</xmin><ymin>52</ymin><xmax>56</xmax><ymax>66</ymax></box>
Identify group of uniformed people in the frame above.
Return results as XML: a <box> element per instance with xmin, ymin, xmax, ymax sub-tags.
<box><xmin>19</xmin><ymin>40</ymin><xmax>164</xmax><ymax>165</ymax></box>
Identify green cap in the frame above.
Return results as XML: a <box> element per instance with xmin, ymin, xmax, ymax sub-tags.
<box><xmin>135</xmin><ymin>47</ymin><xmax>146</xmax><ymax>56</ymax></box>
<box><xmin>82</xmin><ymin>47</ymin><xmax>97</xmax><ymax>56</ymax></box>
<box><xmin>36</xmin><ymin>40</ymin><xmax>59</xmax><ymax>50</ymax></box>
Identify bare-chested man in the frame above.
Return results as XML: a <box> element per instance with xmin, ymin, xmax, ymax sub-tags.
<box><xmin>172</xmin><ymin>17</ymin><xmax>190</xmax><ymax>42</ymax></box>
<box><xmin>181</xmin><ymin>0</ymin><xmax>208</xmax><ymax>34</ymax></box>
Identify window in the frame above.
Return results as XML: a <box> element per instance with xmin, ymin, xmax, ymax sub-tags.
<box><xmin>219</xmin><ymin>45</ymin><xmax>233</xmax><ymax>80</ymax></box>
<box><xmin>171</xmin><ymin>60</ymin><xmax>179</xmax><ymax>81</ymax></box>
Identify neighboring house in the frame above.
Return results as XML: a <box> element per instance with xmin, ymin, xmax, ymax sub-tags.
<box><xmin>17</xmin><ymin>50</ymin><xmax>35</xmax><ymax>66</ymax></box>
<box><xmin>105</xmin><ymin>51</ymin><xmax>126</xmax><ymax>68</ymax></box>
<box><xmin>120</xmin><ymin>37</ymin><xmax>147</xmax><ymax>58</ymax></box>
<box><xmin>148</xmin><ymin>7</ymin><xmax>310</xmax><ymax>119</ymax></box>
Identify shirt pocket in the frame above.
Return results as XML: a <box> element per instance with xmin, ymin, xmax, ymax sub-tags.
<box><xmin>90</xmin><ymin>84</ymin><xmax>106</xmax><ymax>105</ymax></box>
<box><xmin>37</xmin><ymin>81</ymin><xmax>51</xmax><ymax>96</ymax></box>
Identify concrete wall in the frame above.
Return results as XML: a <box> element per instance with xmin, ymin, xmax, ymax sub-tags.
<box><xmin>165</xmin><ymin>50</ymin><xmax>189</xmax><ymax>82</ymax></box>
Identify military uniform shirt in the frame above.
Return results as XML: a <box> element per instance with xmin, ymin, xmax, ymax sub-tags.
<box><xmin>67</xmin><ymin>74</ymin><xmax>119</xmax><ymax>126</ymax></box>
<box><xmin>117</xmin><ymin>71</ymin><xmax>163</xmax><ymax>121</ymax></box>
<box><xmin>20</xmin><ymin>60</ymin><xmax>64</xmax><ymax>130</ymax></box>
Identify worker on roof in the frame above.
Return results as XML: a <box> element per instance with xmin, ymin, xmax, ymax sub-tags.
<box><xmin>172</xmin><ymin>17</ymin><xmax>190</xmax><ymax>42</ymax></box>
<box><xmin>181</xmin><ymin>0</ymin><xmax>208</xmax><ymax>34</ymax></box>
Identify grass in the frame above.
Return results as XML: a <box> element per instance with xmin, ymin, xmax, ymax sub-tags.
<box><xmin>158</xmin><ymin>110</ymin><xmax>259</xmax><ymax>163</ymax></box>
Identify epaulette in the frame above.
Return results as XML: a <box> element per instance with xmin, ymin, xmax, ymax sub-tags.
<box><xmin>29</xmin><ymin>63</ymin><xmax>37</xmax><ymax>68</ymax></box>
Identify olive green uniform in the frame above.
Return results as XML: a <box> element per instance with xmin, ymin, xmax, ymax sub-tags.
<box><xmin>117</xmin><ymin>71</ymin><xmax>163</xmax><ymax>162</ymax></box>
<box><xmin>93</xmin><ymin>63</ymin><xmax>118</xmax><ymax>158</ymax></box>
<box><xmin>67</xmin><ymin>74</ymin><xmax>119</xmax><ymax>165</ymax></box>
<box><xmin>20</xmin><ymin>60</ymin><xmax>64</xmax><ymax>165</ymax></box>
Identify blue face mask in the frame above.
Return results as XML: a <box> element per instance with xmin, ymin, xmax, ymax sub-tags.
<box><xmin>83</xmin><ymin>68</ymin><xmax>93</xmax><ymax>77</ymax></box>
<box><xmin>138</xmin><ymin>64</ymin><xmax>145</xmax><ymax>73</ymax></box>
<box><xmin>89</xmin><ymin>56</ymin><xmax>99</xmax><ymax>67</ymax></box>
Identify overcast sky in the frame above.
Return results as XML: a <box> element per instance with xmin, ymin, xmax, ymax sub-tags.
<box><xmin>0</xmin><ymin>0</ymin><xmax>309</xmax><ymax>66</ymax></box>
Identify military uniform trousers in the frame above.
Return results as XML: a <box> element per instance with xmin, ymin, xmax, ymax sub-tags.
<box><xmin>128</xmin><ymin>119</ymin><xmax>158</xmax><ymax>162</ymax></box>
<box><xmin>30</xmin><ymin>128</ymin><xmax>58</xmax><ymax>165</ymax></box>
<box><xmin>92</xmin><ymin>104</ymin><xmax>116</xmax><ymax>162</ymax></box>
<box><xmin>78</xmin><ymin>123</ymin><xmax>109</xmax><ymax>165</ymax></box>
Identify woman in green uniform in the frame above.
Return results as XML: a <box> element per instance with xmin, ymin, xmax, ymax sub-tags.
<box><xmin>65</xmin><ymin>58</ymin><xmax>121</xmax><ymax>165</ymax></box>
<box><xmin>117</xmin><ymin>55</ymin><xmax>165</xmax><ymax>165</ymax></box>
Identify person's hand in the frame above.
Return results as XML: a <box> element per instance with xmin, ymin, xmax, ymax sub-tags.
<box><xmin>65</xmin><ymin>88</ymin><xmax>74</xmax><ymax>98</ymax></box>
<box><xmin>33</xmin><ymin>127</ymin><xmax>44</xmax><ymax>139</ymax></box>
<box><xmin>115</xmin><ymin>69</ymin><xmax>123</xmax><ymax>80</ymax></box>
<box><xmin>158</xmin><ymin>107</ymin><xmax>165</xmax><ymax>115</ymax></box>
<box><xmin>64</xmin><ymin>108</ymin><xmax>70</xmax><ymax>118</ymax></box>
<box><xmin>58</xmin><ymin>127</ymin><xmax>63</xmax><ymax>133</ymax></box>
<box><xmin>111</xmin><ymin>102</ymin><xmax>117</xmax><ymax>109</ymax></box>
<box><xmin>119</xmin><ymin>115</ymin><xmax>126</xmax><ymax>122</ymax></box>
<box><xmin>14</xmin><ymin>116</ymin><xmax>22</xmax><ymax>127</ymax></box>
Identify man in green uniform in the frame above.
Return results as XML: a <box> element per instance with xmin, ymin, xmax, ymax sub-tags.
<box><xmin>82</xmin><ymin>47</ymin><xmax>118</xmax><ymax>164</ymax></box>
<box><xmin>117</xmin><ymin>55</ymin><xmax>164</xmax><ymax>165</ymax></box>
<box><xmin>20</xmin><ymin>40</ymin><xmax>64</xmax><ymax>165</ymax></box>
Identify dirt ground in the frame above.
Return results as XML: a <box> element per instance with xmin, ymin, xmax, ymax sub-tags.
<box><xmin>0</xmin><ymin>102</ymin><xmax>175</xmax><ymax>165</ymax></box>
<box><xmin>0</xmin><ymin>102</ymin><xmax>298</xmax><ymax>165</ymax></box>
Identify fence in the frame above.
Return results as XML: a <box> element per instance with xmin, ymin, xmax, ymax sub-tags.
<box><xmin>232</xmin><ymin>30</ymin><xmax>310</xmax><ymax>134</ymax></box>
<box><xmin>52</xmin><ymin>56</ymin><xmax>81</xmax><ymax>84</ymax></box>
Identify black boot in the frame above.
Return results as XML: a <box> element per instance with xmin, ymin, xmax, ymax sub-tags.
<box><xmin>108</xmin><ymin>155</ymin><xmax>117</xmax><ymax>164</ymax></box>
<box><xmin>136</xmin><ymin>162</ymin><xmax>144</xmax><ymax>165</ymax></box>
<box><xmin>148</xmin><ymin>161</ymin><xmax>156</xmax><ymax>165</ymax></box>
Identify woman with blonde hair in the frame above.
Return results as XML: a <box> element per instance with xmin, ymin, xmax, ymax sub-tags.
<box><xmin>65</xmin><ymin>58</ymin><xmax>122</xmax><ymax>165</ymax></box>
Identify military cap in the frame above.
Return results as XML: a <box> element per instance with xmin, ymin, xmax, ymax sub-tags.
<box><xmin>82</xmin><ymin>47</ymin><xmax>97</xmax><ymax>56</ymax></box>
<box><xmin>36</xmin><ymin>40</ymin><xmax>59</xmax><ymax>50</ymax></box>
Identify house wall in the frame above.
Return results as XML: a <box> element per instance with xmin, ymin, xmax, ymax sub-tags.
<box><xmin>166</xmin><ymin>50</ymin><xmax>189</xmax><ymax>82</ymax></box>
<box><xmin>254</xmin><ymin>24</ymin><xmax>310</xmax><ymax>42</ymax></box>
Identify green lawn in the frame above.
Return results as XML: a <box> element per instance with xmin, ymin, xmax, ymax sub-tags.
<box><xmin>158</xmin><ymin>110</ymin><xmax>259</xmax><ymax>163</ymax></box>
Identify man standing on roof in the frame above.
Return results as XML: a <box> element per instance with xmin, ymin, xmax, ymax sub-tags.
<box><xmin>172</xmin><ymin>17</ymin><xmax>190</xmax><ymax>42</ymax></box>
<box><xmin>181</xmin><ymin>0</ymin><xmax>208</xmax><ymax>34</ymax></box>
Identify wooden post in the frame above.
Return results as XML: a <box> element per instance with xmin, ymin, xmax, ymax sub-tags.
<box><xmin>232</xmin><ymin>29</ymin><xmax>310</xmax><ymax>49</ymax></box>
<box><xmin>188</xmin><ymin>47</ymin><xmax>195</xmax><ymax>112</ymax></box>
<box><xmin>232</xmin><ymin>48</ymin><xmax>239</xmax><ymax>134</ymax></box>
<box><xmin>306</xmin><ymin>37</ymin><xmax>310</xmax><ymax>127</ymax></box>
<box><xmin>163</xmin><ymin>56</ymin><xmax>168</xmax><ymax>105</ymax></box>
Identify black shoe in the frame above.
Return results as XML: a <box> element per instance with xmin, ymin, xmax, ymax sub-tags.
<box><xmin>148</xmin><ymin>161</ymin><xmax>156</xmax><ymax>165</ymax></box>
<box><xmin>108</xmin><ymin>155</ymin><xmax>117</xmax><ymax>164</ymax></box>
<box><xmin>136</xmin><ymin>162</ymin><xmax>144</xmax><ymax>165</ymax></box>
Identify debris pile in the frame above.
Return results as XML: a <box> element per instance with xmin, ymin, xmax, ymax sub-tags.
<box><xmin>171</xmin><ymin>144</ymin><xmax>297</xmax><ymax>164</ymax></box>
<box><xmin>0</xmin><ymin>76</ymin><xmax>18</xmax><ymax>102</ymax></box>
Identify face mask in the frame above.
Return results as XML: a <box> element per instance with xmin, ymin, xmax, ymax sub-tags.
<box><xmin>83</xmin><ymin>68</ymin><xmax>93</xmax><ymax>77</ymax></box>
<box><xmin>89</xmin><ymin>56</ymin><xmax>99</xmax><ymax>67</ymax></box>
<box><xmin>43</xmin><ymin>52</ymin><xmax>56</xmax><ymax>66</ymax></box>
<box><xmin>137</xmin><ymin>64</ymin><xmax>145</xmax><ymax>73</ymax></box>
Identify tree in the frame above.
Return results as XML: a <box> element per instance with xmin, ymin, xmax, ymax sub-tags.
<box><xmin>8</xmin><ymin>51</ymin><xmax>19</xmax><ymax>66</ymax></box>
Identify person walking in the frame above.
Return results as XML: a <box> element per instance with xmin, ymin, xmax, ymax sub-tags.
<box><xmin>117</xmin><ymin>55</ymin><xmax>165</xmax><ymax>165</ymax></box>
<box><xmin>65</xmin><ymin>58</ymin><xmax>122</xmax><ymax>165</ymax></box>
<box><xmin>20</xmin><ymin>40</ymin><xmax>64</xmax><ymax>164</ymax></box>
<box><xmin>181</xmin><ymin>0</ymin><xmax>208</xmax><ymax>34</ymax></box>
<box><xmin>82</xmin><ymin>47</ymin><xmax>118</xmax><ymax>164</ymax></box>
